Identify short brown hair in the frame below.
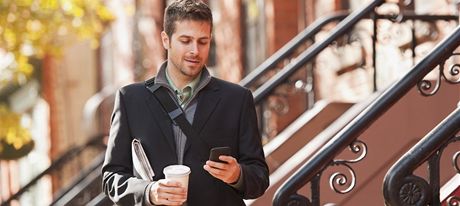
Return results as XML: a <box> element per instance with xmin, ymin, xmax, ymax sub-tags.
<box><xmin>164</xmin><ymin>0</ymin><xmax>213</xmax><ymax>37</ymax></box>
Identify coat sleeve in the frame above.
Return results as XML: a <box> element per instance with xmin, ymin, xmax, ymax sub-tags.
<box><xmin>237</xmin><ymin>89</ymin><xmax>270</xmax><ymax>199</ymax></box>
<box><xmin>102</xmin><ymin>89</ymin><xmax>150</xmax><ymax>204</ymax></box>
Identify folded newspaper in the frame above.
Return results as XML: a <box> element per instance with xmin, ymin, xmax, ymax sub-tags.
<box><xmin>131</xmin><ymin>139</ymin><xmax>155</xmax><ymax>181</ymax></box>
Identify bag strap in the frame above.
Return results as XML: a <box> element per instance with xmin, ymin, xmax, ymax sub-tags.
<box><xmin>145</xmin><ymin>81</ymin><xmax>199</xmax><ymax>140</ymax></box>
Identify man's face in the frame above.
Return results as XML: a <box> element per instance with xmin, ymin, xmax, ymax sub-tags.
<box><xmin>161</xmin><ymin>20</ymin><xmax>211</xmax><ymax>82</ymax></box>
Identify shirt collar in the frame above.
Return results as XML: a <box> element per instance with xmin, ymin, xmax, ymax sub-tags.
<box><xmin>155</xmin><ymin>61</ymin><xmax>212</xmax><ymax>94</ymax></box>
<box><xmin>165</xmin><ymin>67</ymin><xmax>201</xmax><ymax>95</ymax></box>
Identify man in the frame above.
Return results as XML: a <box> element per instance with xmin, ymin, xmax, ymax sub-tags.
<box><xmin>102</xmin><ymin>0</ymin><xmax>269</xmax><ymax>205</ymax></box>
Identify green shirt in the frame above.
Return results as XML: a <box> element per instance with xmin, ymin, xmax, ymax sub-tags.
<box><xmin>165</xmin><ymin>69</ymin><xmax>201</xmax><ymax>107</ymax></box>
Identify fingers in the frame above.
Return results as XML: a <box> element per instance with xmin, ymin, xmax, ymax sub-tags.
<box><xmin>150</xmin><ymin>179</ymin><xmax>187</xmax><ymax>205</ymax></box>
<box><xmin>218</xmin><ymin>155</ymin><xmax>237</xmax><ymax>164</ymax></box>
<box><xmin>204</xmin><ymin>156</ymin><xmax>241</xmax><ymax>184</ymax></box>
<box><xmin>206</xmin><ymin>155</ymin><xmax>236</xmax><ymax>168</ymax></box>
<box><xmin>158</xmin><ymin>194</ymin><xmax>186</xmax><ymax>206</ymax></box>
<box><xmin>158</xmin><ymin>179</ymin><xmax>184</xmax><ymax>187</ymax></box>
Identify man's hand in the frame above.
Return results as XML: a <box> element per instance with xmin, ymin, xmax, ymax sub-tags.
<box><xmin>149</xmin><ymin>179</ymin><xmax>187</xmax><ymax>205</ymax></box>
<box><xmin>203</xmin><ymin>155</ymin><xmax>241</xmax><ymax>184</ymax></box>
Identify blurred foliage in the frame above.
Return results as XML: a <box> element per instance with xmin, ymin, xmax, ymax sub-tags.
<box><xmin>0</xmin><ymin>104</ymin><xmax>33</xmax><ymax>159</ymax></box>
<box><xmin>0</xmin><ymin>0</ymin><xmax>114</xmax><ymax>87</ymax></box>
<box><xmin>0</xmin><ymin>0</ymin><xmax>114</xmax><ymax>159</ymax></box>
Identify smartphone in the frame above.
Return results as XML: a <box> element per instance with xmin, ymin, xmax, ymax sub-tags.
<box><xmin>209</xmin><ymin>146</ymin><xmax>232</xmax><ymax>163</ymax></box>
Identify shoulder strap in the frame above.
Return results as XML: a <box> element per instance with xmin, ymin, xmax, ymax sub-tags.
<box><xmin>145</xmin><ymin>81</ymin><xmax>198</xmax><ymax>140</ymax></box>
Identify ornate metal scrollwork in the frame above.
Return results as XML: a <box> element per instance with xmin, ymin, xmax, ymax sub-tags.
<box><xmin>453</xmin><ymin>151</ymin><xmax>460</xmax><ymax>174</ymax></box>
<box><xmin>441</xmin><ymin>135</ymin><xmax>460</xmax><ymax>174</ymax></box>
<box><xmin>388</xmin><ymin>0</ymin><xmax>415</xmax><ymax>22</ymax></box>
<box><xmin>398</xmin><ymin>175</ymin><xmax>431</xmax><ymax>206</ymax></box>
<box><xmin>328</xmin><ymin>140</ymin><xmax>367</xmax><ymax>194</ymax></box>
<box><xmin>444</xmin><ymin>56</ymin><xmax>460</xmax><ymax>84</ymax></box>
<box><xmin>262</xmin><ymin>92</ymin><xmax>291</xmax><ymax>139</ymax></box>
<box><xmin>329</xmin><ymin>164</ymin><xmax>356</xmax><ymax>194</ymax></box>
<box><xmin>267</xmin><ymin>94</ymin><xmax>290</xmax><ymax>115</ymax></box>
<box><xmin>417</xmin><ymin>74</ymin><xmax>441</xmax><ymax>96</ymax></box>
<box><xmin>447</xmin><ymin>196</ymin><xmax>460</xmax><ymax>206</ymax></box>
<box><xmin>417</xmin><ymin>53</ymin><xmax>460</xmax><ymax>96</ymax></box>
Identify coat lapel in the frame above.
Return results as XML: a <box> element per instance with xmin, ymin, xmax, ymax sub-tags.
<box><xmin>192</xmin><ymin>79</ymin><xmax>220</xmax><ymax>135</ymax></box>
<box><xmin>183</xmin><ymin>79</ymin><xmax>220</xmax><ymax>153</ymax></box>
<box><xmin>144</xmin><ymin>94</ymin><xmax>177</xmax><ymax>153</ymax></box>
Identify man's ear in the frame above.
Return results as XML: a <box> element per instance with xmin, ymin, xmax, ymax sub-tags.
<box><xmin>161</xmin><ymin>31</ymin><xmax>170</xmax><ymax>49</ymax></box>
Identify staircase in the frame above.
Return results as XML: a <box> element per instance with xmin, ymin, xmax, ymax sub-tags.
<box><xmin>252</xmin><ymin>83</ymin><xmax>459</xmax><ymax>206</ymax></box>
<box><xmin>272</xmin><ymin>6</ymin><xmax>460</xmax><ymax>206</ymax></box>
<box><xmin>441</xmin><ymin>174</ymin><xmax>460</xmax><ymax>206</ymax></box>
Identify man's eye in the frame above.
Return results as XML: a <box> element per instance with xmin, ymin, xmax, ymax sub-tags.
<box><xmin>180</xmin><ymin>39</ymin><xmax>190</xmax><ymax>44</ymax></box>
<box><xmin>199</xmin><ymin>41</ymin><xmax>209</xmax><ymax>45</ymax></box>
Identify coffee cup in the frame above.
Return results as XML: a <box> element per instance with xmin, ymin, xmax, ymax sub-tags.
<box><xmin>163</xmin><ymin>165</ymin><xmax>191</xmax><ymax>190</ymax></box>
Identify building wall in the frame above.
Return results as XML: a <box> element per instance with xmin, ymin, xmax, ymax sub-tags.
<box><xmin>213</xmin><ymin>0</ymin><xmax>244</xmax><ymax>82</ymax></box>
<box><xmin>266</xmin><ymin>0</ymin><xmax>300</xmax><ymax>54</ymax></box>
<box><xmin>43</xmin><ymin>36</ymin><xmax>99</xmax><ymax>191</ymax></box>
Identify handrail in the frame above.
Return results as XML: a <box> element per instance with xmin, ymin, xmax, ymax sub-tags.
<box><xmin>254</xmin><ymin>0</ymin><xmax>385</xmax><ymax>104</ymax></box>
<box><xmin>239</xmin><ymin>11</ymin><xmax>349</xmax><ymax>88</ymax></box>
<box><xmin>273</xmin><ymin>24</ymin><xmax>460</xmax><ymax>206</ymax></box>
<box><xmin>51</xmin><ymin>153</ymin><xmax>105</xmax><ymax>205</ymax></box>
<box><xmin>82</xmin><ymin>85</ymin><xmax>116</xmax><ymax>136</ymax></box>
<box><xmin>376</xmin><ymin>12</ymin><xmax>459</xmax><ymax>22</ymax></box>
<box><xmin>86</xmin><ymin>192</ymin><xmax>111</xmax><ymax>206</ymax></box>
<box><xmin>383</xmin><ymin>105</ymin><xmax>460</xmax><ymax>205</ymax></box>
<box><xmin>1</xmin><ymin>85</ymin><xmax>115</xmax><ymax>205</ymax></box>
<box><xmin>1</xmin><ymin>134</ymin><xmax>106</xmax><ymax>206</ymax></box>
<box><xmin>240</xmin><ymin>10</ymin><xmax>458</xmax><ymax>91</ymax></box>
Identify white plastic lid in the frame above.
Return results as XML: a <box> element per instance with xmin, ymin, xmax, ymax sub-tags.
<box><xmin>163</xmin><ymin>165</ymin><xmax>191</xmax><ymax>177</ymax></box>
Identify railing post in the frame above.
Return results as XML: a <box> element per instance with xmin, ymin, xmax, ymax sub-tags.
<box><xmin>383</xmin><ymin>106</ymin><xmax>460</xmax><ymax>205</ymax></box>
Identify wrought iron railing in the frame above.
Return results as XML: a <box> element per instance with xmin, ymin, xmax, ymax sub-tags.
<box><xmin>242</xmin><ymin>11</ymin><xmax>350</xmax><ymax>142</ymax></box>
<box><xmin>1</xmin><ymin>134</ymin><xmax>106</xmax><ymax>206</ymax></box>
<box><xmin>244</xmin><ymin>9</ymin><xmax>459</xmax><ymax>101</ymax></box>
<box><xmin>50</xmin><ymin>153</ymin><xmax>105</xmax><ymax>205</ymax></box>
<box><xmin>252</xmin><ymin>0</ymin><xmax>385</xmax><ymax>103</ymax></box>
<box><xmin>272</xmin><ymin>23</ymin><xmax>460</xmax><ymax>206</ymax></box>
<box><xmin>86</xmin><ymin>192</ymin><xmax>112</xmax><ymax>206</ymax></box>
<box><xmin>247</xmin><ymin>0</ymin><xmax>456</xmax><ymax>144</ymax></box>
<box><xmin>239</xmin><ymin>11</ymin><xmax>349</xmax><ymax>89</ymax></box>
<box><xmin>1</xmin><ymin>85</ymin><xmax>114</xmax><ymax>206</ymax></box>
<box><xmin>250</xmin><ymin>0</ymin><xmax>386</xmax><ymax>143</ymax></box>
<box><xmin>383</xmin><ymin>104</ymin><xmax>460</xmax><ymax>206</ymax></box>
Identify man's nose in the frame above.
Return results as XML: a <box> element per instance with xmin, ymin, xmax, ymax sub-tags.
<box><xmin>189</xmin><ymin>42</ymin><xmax>199</xmax><ymax>55</ymax></box>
